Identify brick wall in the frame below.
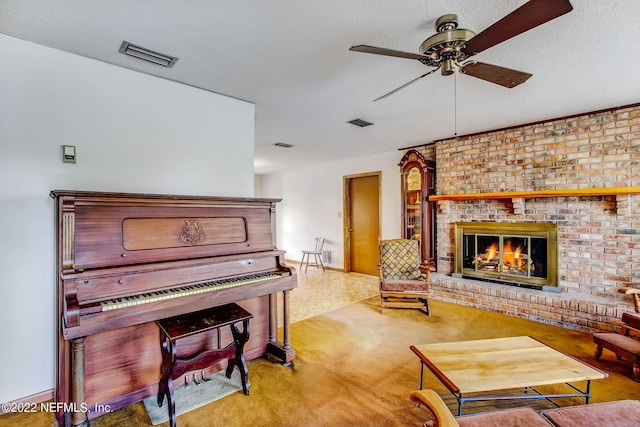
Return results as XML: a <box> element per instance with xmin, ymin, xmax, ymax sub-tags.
<box><xmin>409</xmin><ymin>103</ymin><xmax>640</xmax><ymax>332</ymax></box>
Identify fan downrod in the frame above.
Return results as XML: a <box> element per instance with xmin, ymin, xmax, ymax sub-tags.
<box><xmin>435</xmin><ymin>14</ymin><xmax>459</xmax><ymax>32</ymax></box>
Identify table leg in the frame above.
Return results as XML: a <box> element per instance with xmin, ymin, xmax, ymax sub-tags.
<box><xmin>585</xmin><ymin>380</ymin><xmax>591</xmax><ymax>404</ymax></box>
<box><xmin>419</xmin><ymin>362</ymin><xmax>424</xmax><ymax>390</ymax></box>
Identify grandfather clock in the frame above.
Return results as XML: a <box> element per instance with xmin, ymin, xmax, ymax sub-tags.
<box><xmin>399</xmin><ymin>150</ymin><xmax>436</xmax><ymax>269</ymax></box>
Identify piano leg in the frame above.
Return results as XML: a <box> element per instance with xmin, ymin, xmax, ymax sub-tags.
<box><xmin>70</xmin><ymin>338</ymin><xmax>89</xmax><ymax>427</ymax></box>
<box><xmin>282</xmin><ymin>290</ymin><xmax>292</xmax><ymax>352</ymax></box>
<box><xmin>268</xmin><ymin>292</ymin><xmax>277</xmax><ymax>344</ymax></box>
<box><xmin>267</xmin><ymin>290</ymin><xmax>296</xmax><ymax>365</ymax></box>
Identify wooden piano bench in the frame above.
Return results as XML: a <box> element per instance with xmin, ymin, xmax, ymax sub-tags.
<box><xmin>156</xmin><ymin>303</ymin><xmax>253</xmax><ymax>427</ymax></box>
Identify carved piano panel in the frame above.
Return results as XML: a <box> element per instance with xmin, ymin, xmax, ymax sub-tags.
<box><xmin>51</xmin><ymin>190</ymin><xmax>296</xmax><ymax>426</ymax></box>
<box><xmin>72</xmin><ymin>204</ymin><xmax>274</xmax><ymax>270</ymax></box>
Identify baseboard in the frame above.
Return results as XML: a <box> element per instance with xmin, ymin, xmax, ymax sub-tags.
<box><xmin>284</xmin><ymin>259</ymin><xmax>344</xmax><ymax>272</ymax></box>
<box><xmin>0</xmin><ymin>389</ymin><xmax>53</xmax><ymax>415</ymax></box>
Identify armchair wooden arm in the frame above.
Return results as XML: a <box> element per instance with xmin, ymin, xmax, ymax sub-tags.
<box><xmin>410</xmin><ymin>390</ymin><xmax>459</xmax><ymax>427</ymax></box>
<box><xmin>411</xmin><ymin>389</ymin><xmax>640</xmax><ymax>426</ymax></box>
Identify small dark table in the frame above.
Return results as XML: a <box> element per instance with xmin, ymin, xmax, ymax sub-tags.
<box><xmin>156</xmin><ymin>303</ymin><xmax>252</xmax><ymax>427</ymax></box>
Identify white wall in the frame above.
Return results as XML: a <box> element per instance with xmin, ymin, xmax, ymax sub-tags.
<box><xmin>0</xmin><ymin>34</ymin><xmax>255</xmax><ymax>403</ymax></box>
<box><xmin>257</xmin><ymin>150</ymin><xmax>402</xmax><ymax>269</ymax></box>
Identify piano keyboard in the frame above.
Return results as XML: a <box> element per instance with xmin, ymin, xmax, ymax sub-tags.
<box><xmin>99</xmin><ymin>272</ymin><xmax>282</xmax><ymax>312</ymax></box>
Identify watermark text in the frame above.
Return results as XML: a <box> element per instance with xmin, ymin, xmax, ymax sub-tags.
<box><xmin>1</xmin><ymin>401</ymin><xmax>112</xmax><ymax>414</ymax></box>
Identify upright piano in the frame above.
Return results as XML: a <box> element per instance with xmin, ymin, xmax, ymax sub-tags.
<box><xmin>51</xmin><ymin>190</ymin><xmax>297</xmax><ymax>426</ymax></box>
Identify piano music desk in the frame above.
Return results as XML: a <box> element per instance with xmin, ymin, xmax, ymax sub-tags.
<box><xmin>156</xmin><ymin>303</ymin><xmax>252</xmax><ymax>427</ymax></box>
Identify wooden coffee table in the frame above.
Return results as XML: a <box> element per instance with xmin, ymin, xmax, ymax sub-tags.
<box><xmin>410</xmin><ymin>336</ymin><xmax>608</xmax><ymax>415</ymax></box>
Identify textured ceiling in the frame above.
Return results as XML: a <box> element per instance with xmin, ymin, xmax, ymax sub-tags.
<box><xmin>1</xmin><ymin>1</ymin><xmax>639</xmax><ymax>174</ymax></box>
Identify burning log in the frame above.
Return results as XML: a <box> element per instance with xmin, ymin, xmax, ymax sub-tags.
<box><xmin>472</xmin><ymin>241</ymin><xmax>535</xmax><ymax>275</ymax></box>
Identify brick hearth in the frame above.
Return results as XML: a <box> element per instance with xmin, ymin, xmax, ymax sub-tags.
<box><xmin>408</xmin><ymin>103</ymin><xmax>640</xmax><ymax>332</ymax></box>
<box><xmin>430</xmin><ymin>274</ymin><xmax>625</xmax><ymax>332</ymax></box>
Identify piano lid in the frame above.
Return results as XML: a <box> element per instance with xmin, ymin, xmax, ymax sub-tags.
<box><xmin>50</xmin><ymin>190</ymin><xmax>282</xmax><ymax>205</ymax></box>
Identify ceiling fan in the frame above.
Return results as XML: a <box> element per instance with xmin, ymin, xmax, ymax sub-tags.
<box><xmin>350</xmin><ymin>0</ymin><xmax>573</xmax><ymax>101</ymax></box>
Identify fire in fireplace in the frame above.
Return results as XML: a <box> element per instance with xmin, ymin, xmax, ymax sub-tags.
<box><xmin>454</xmin><ymin>222</ymin><xmax>557</xmax><ymax>289</ymax></box>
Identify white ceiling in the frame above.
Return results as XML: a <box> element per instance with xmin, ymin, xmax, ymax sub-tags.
<box><xmin>2</xmin><ymin>1</ymin><xmax>639</xmax><ymax>174</ymax></box>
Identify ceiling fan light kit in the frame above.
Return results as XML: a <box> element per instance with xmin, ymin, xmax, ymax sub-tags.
<box><xmin>349</xmin><ymin>0</ymin><xmax>573</xmax><ymax>100</ymax></box>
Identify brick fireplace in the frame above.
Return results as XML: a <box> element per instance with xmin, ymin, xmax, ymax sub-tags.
<box><xmin>406</xmin><ymin>103</ymin><xmax>640</xmax><ymax>332</ymax></box>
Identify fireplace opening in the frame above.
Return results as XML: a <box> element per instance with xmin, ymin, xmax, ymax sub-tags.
<box><xmin>454</xmin><ymin>222</ymin><xmax>557</xmax><ymax>289</ymax></box>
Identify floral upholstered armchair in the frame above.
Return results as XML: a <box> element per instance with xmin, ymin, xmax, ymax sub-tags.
<box><xmin>378</xmin><ymin>239</ymin><xmax>430</xmax><ymax>315</ymax></box>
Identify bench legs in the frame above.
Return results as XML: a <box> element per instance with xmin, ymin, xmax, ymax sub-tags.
<box><xmin>594</xmin><ymin>339</ymin><xmax>640</xmax><ymax>382</ymax></box>
<box><xmin>225</xmin><ymin>319</ymin><xmax>250</xmax><ymax>395</ymax></box>
<box><xmin>594</xmin><ymin>345</ymin><xmax>622</xmax><ymax>361</ymax></box>
<box><xmin>157</xmin><ymin>305</ymin><xmax>252</xmax><ymax>427</ymax></box>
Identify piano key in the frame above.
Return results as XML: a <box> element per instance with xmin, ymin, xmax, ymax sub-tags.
<box><xmin>99</xmin><ymin>272</ymin><xmax>282</xmax><ymax>312</ymax></box>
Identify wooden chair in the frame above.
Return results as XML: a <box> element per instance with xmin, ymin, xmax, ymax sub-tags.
<box><xmin>300</xmin><ymin>237</ymin><xmax>325</xmax><ymax>273</ymax></box>
<box><xmin>379</xmin><ymin>239</ymin><xmax>429</xmax><ymax>315</ymax></box>
<box><xmin>593</xmin><ymin>287</ymin><xmax>640</xmax><ymax>382</ymax></box>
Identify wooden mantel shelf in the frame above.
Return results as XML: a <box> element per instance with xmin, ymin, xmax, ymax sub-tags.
<box><xmin>429</xmin><ymin>186</ymin><xmax>640</xmax><ymax>202</ymax></box>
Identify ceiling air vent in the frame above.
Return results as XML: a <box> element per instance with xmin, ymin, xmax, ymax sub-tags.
<box><xmin>347</xmin><ymin>118</ymin><xmax>374</xmax><ymax>128</ymax></box>
<box><xmin>119</xmin><ymin>41</ymin><xmax>179</xmax><ymax>68</ymax></box>
<box><xmin>274</xmin><ymin>142</ymin><xmax>294</xmax><ymax>148</ymax></box>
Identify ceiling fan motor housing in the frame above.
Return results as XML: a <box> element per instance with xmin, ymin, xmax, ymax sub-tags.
<box><xmin>419</xmin><ymin>14</ymin><xmax>475</xmax><ymax>69</ymax></box>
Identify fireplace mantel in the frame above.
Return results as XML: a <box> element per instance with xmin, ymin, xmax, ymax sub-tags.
<box><xmin>430</xmin><ymin>186</ymin><xmax>640</xmax><ymax>215</ymax></box>
<box><xmin>429</xmin><ymin>186</ymin><xmax>640</xmax><ymax>201</ymax></box>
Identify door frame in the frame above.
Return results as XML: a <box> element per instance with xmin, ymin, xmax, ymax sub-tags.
<box><xmin>342</xmin><ymin>171</ymin><xmax>381</xmax><ymax>273</ymax></box>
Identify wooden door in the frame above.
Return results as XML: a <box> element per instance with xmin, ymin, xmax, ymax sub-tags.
<box><xmin>344</xmin><ymin>173</ymin><xmax>380</xmax><ymax>276</ymax></box>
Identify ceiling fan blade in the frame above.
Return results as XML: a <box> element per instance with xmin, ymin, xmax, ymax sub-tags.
<box><xmin>459</xmin><ymin>61</ymin><xmax>532</xmax><ymax>88</ymax></box>
<box><xmin>462</xmin><ymin>0</ymin><xmax>573</xmax><ymax>56</ymax></box>
<box><xmin>349</xmin><ymin>45</ymin><xmax>429</xmax><ymax>61</ymax></box>
<box><xmin>373</xmin><ymin>68</ymin><xmax>439</xmax><ymax>101</ymax></box>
